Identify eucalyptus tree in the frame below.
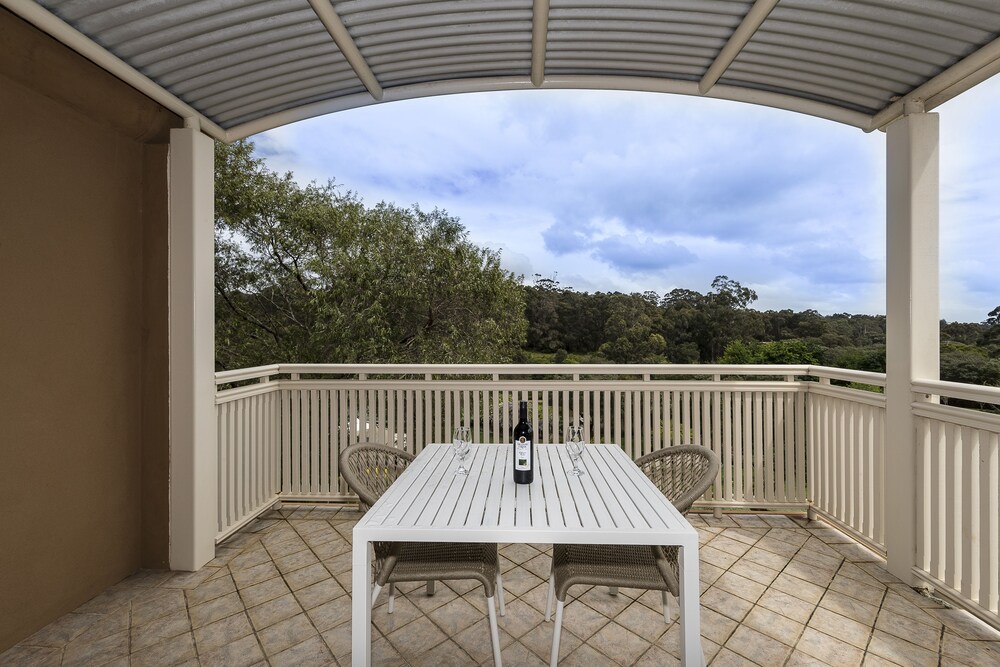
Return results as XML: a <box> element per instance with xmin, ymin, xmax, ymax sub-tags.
<box><xmin>215</xmin><ymin>140</ymin><xmax>526</xmax><ymax>370</ymax></box>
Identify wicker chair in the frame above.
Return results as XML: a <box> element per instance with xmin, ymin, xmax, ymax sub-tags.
<box><xmin>545</xmin><ymin>444</ymin><xmax>720</xmax><ymax>666</ymax></box>
<box><xmin>339</xmin><ymin>442</ymin><xmax>506</xmax><ymax>667</ymax></box>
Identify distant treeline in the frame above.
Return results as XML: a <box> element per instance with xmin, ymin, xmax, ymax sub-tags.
<box><xmin>520</xmin><ymin>275</ymin><xmax>1000</xmax><ymax>387</ymax></box>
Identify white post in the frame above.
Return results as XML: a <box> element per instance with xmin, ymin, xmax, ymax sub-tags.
<box><xmin>168</xmin><ymin>123</ymin><xmax>217</xmax><ymax>571</ymax></box>
<box><xmin>884</xmin><ymin>106</ymin><xmax>939</xmax><ymax>584</ymax></box>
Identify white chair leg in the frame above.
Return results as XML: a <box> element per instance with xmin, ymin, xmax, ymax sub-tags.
<box><xmin>496</xmin><ymin>571</ymin><xmax>506</xmax><ymax>616</ymax></box>
<box><xmin>426</xmin><ymin>580</ymin><xmax>435</xmax><ymax>596</ymax></box>
<box><xmin>387</xmin><ymin>583</ymin><xmax>395</xmax><ymax>614</ymax></box>
<box><xmin>545</xmin><ymin>575</ymin><xmax>555</xmax><ymax>621</ymax></box>
<box><xmin>549</xmin><ymin>600</ymin><xmax>565</xmax><ymax>667</ymax></box>
<box><xmin>662</xmin><ymin>590</ymin><xmax>674</xmax><ymax>623</ymax></box>
<box><xmin>371</xmin><ymin>583</ymin><xmax>382</xmax><ymax>608</ymax></box>
<box><xmin>486</xmin><ymin>596</ymin><xmax>503</xmax><ymax>667</ymax></box>
<box><xmin>608</xmin><ymin>586</ymin><xmax>618</xmax><ymax>596</ymax></box>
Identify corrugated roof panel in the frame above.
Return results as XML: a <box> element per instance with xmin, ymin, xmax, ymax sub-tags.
<box><xmin>337</xmin><ymin>0</ymin><xmax>533</xmax><ymax>86</ymax></box>
<box><xmin>221</xmin><ymin>87</ymin><xmax>369</xmax><ymax>127</ymax></box>
<box><xmin>197</xmin><ymin>62</ymin><xmax>360</xmax><ymax>112</ymax></box>
<box><xmin>736</xmin><ymin>0</ymin><xmax>1000</xmax><ymax>113</ymax></box>
<box><xmin>546</xmin><ymin>0</ymin><xmax>748</xmax><ymax>81</ymax></box>
<box><xmin>206</xmin><ymin>73</ymin><xmax>364</xmax><ymax>120</ymax></box>
<box><xmin>37</xmin><ymin>0</ymin><xmax>367</xmax><ymax>128</ymax></box>
<box><xmin>171</xmin><ymin>44</ymin><xmax>347</xmax><ymax>97</ymax></box>
<box><xmin>19</xmin><ymin>0</ymin><xmax>1000</xmax><ymax>133</ymax></box>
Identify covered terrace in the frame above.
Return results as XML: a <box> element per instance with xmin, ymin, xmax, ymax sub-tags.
<box><xmin>2</xmin><ymin>1</ymin><xmax>1000</xmax><ymax>665</ymax></box>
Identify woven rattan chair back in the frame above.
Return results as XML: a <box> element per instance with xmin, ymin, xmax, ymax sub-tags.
<box><xmin>634</xmin><ymin>444</ymin><xmax>720</xmax><ymax>515</ymax></box>
<box><xmin>339</xmin><ymin>442</ymin><xmax>414</xmax><ymax>512</ymax></box>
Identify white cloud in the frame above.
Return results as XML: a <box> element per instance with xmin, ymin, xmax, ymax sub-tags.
<box><xmin>255</xmin><ymin>79</ymin><xmax>1000</xmax><ymax>321</ymax></box>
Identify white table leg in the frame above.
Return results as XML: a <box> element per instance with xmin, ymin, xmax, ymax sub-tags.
<box><xmin>352</xmin><ymin>537</ymin><xmax>372</xmax><ymax>666</ymax></box>
<box><xmin>679</xmin><ymin>537</ymin><xmax>705</xmax><ymax>666</ymax></box>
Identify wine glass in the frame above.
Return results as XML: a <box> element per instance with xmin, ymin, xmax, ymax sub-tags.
<box><xmin>566</xmin><ymin>425</ymin><xmax>585</xmax><ymax>477</ymax></box>
<box><xmin>452</xmin><ymin>426</ymin><xmax>471</xmax><ymax>476</ymax></box>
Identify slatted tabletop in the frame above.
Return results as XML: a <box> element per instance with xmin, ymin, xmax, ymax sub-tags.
<box><xmin>359</xmin><ymin>444</ymin><xmax>694</xmax><ymax>544</ymax></box>
<box><xmin>352</xmin><ymin>444</ymin><xmax>703</xmax><ymax>666</ymax></box>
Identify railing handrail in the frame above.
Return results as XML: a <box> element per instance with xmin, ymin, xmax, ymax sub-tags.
<box><xmin>214</xmin><ymin>364</ymin><xmax>281</xmax><ymax>384</ymax></box>
<box><xmin>215</xmin><ymin>362</ymin><xmax>888</xmax><ymax>387</ymax></box>
<box><xmin>913</xmin><ymin>377</ymin><xmax>1000</xmax><ymax>405</ymax></box>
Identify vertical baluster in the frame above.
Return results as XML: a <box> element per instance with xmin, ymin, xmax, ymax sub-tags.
<box><xmin>916</xmin><ymin>417</ymin><xmax>929</xmax><ymax>571</ymax></box>
<box><xmin>834</xmin><ymin>395</ymin><xmax>843</xmax><ymax>521</ymax></box>
<box><xmin>623</xmin><ymin>390</ymin><xmax>633</xmax><ymax>458</ymax></box>
<box><xmin>859</xmin><ymin>401</ymin><xmax>869</xmax><ymax>537</ymax></box>
<box><xmin>416</xmin><ymin>389</ymin><xmax>425</xmax><ymax>455</ymax></box>
<box><xmin>542</xmin><ymin>389</ymin><xmax>550</xmax><ymax>444</ymax></box>
<box><xmin>404</xmin><ymin>388</ymin><xmax>414</xmax><ymax>453</ymax></box>
<box><xmin>774</xmin><ymin>391</ymin><xmax>785</xmax><ymax>504</ymax></box>
<box><xmin>698</xmin><ymin>389</ymin><xmax>716</xmax><ymax>456</ymax></box>
<box><xmin>981</xmin><ymin>432</ymin><xmax>999</xmax><ymax>614</ymax></box>
<box><xmin>961</xmin><ymin>428</ymin><xmax>978</xmax><ymax>601</ymax></box>
<box><xmin>930</xmin><ymin>420</ymin><xmax>944</xmax><ymax>580</ymax></box>
<box><xmin>308</xmin><ymin>389</ymin><xmax>318</xmax><ymax>496</ymax></box>
<box><xmin>472</xmin><ymin>389</ymin><xmax>480</xmax><ymax>443</ymax></box>
<box><xmin>753</xmin><ymin>392</ymin><xmax>763</xmax><ymax>504</ymax></box>
<box><xmin>943</xmin><ymin>424</ymin><xmax>960</xmax><ymax>589</ymax></box>
<box><xmin>318</xmin><ymin>389</ymin><xmax>328</xmax><ymax>495</ymax></box>
<box><xmin>862</xmin><ymin>405</ymin><xmax>874</xmax><ymax>540</ymax></box>
<box><xmin>602</xmin><ymin>389</ymin><xmax>611</xmax><ymax>444</ymax></box>
<box><xmin>693</xmin><ymin>390</ymin><xmax>704</xmax><ymax>447</ymax></box>
<box><xmin>873</xmin><ymin>402</ymin><xmax>885</xmax><ymax>547</ymax></box>
<box><xmin>733</xmin><ymin>392</ymin><xmax>744</xmax><ymax>502</ymax></box>
<box><xmin>845</xmin><ymin>397</ymin><xmax>855</xmax><ymax>528</ymax></box>
<box><xmin>236</xmin><ymin>397</ymin><xmax>244</xmax><ymax>519</ymax></box>
<box><xmin>632</xmin><ymin>389</ymin><xmax>642</xmax><ymax>457</ymax></box>
<box><xmin>782</xmin><ymin>391</ymin><xmax>794</xmax><ymax>504</ymax></box>
<box><xmin>253</xmin><ymin>394</ymin><xmax>261</xmax><ymax>510</ymax></box>
<box><xmin>217</xmin><ymin>403</ymin><xmax>227</xmax><ymax>533</ymax></box>
<box><xmin>723</xmin><ymin>391</ymin><xmax>733</xmax><ymax>502</ymax></box>
<box><xmin>807</xmin><ymin>392</ymin><xmax>816</xmax><ymax>511</ymax></box>
<box><xmin>796</xmin><ymin>388</ymin><xmax>807</xmax><ymax>506</ymax></box>
<box><xmin>560</xmin><ymin>389</ymin><xmax>569</xmax><ymax>444</ymax></box>
<box><xmin>743</xmin><ymin>391</ymin><xmax>754</xmax><ymax>501</ymax></box>
<box><xmin>671</xmin><ymin>389</ymin><xmax>681</xmax><ymax>445</ymax></box>
<box><xmin>764</xmin><ymin>392</ymin><xmax>774</xmax><ymax>503</ymax></box>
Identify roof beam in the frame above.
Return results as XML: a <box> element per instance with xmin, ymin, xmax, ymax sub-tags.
<box><xmin>308</xmin><ymin>0</ymin><xmax>383</xmax><ymax>101</ymax></box>
<box><xmin>871</xmin><ymin>33</ymin><xmax>1000</xmax><ymax>130</ymax></box>
<box><xmin>531</xmin><ymin>0</ymin><xmax>550</xmax><ymax>87</ymax></box>
<box><xmin>227</xmin><ymin>74</ymin><xmax>874</xmax><ymax>140</ymax></box>
<box><xmin>699</xmin><ymin>0</ymin><xmax>779</xmax><ymax>94</ymax></box>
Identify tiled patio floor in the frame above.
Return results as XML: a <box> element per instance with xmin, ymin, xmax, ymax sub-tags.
<box><xmin>4</xmin><ymin>508</ymin><xmax>1000</xmax><ymax>667</ymax></box>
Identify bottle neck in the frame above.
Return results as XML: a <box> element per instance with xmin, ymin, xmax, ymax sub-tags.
<box><xmin>518</xmin><ymin>403</ymin><xmax>528</xmax><ymax>422</ymax></box>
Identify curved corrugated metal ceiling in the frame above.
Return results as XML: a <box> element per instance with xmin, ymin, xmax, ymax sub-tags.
<box><xmin>7</xmin><ymin>0</ymin><xmax>1000</xmax><ymax>140</ymax></box>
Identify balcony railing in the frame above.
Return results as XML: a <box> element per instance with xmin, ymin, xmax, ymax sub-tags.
<box><xmin>214</xmin><ymin>363</ymin><xmax>999</xmax><ymax>631</ymax></box>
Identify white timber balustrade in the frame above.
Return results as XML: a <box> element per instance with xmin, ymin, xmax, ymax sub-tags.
<box><xmin>807</xmin><ymin>371</ymin><xmax>886</xmax><ymax>553</ymax></box>
<box><xmin>214</xmin><ymin>363</ymin><xmax>878</xmax><ymax>519</ymax></box>
<box><xmin>912</xmin><ymin>379</ymin><xmax>1000</xmax><ymax>629</ymax></box>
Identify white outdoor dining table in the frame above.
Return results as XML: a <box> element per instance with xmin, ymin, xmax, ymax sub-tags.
<box><xmin>351</xmin><ymin>443</ymin><xmax>703</xmax><ymax>665</ymax></box>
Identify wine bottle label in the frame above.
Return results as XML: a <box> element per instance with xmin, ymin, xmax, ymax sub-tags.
<box><xmin>514</xmin><ymin>437</ymin><xmax>532</xmax><ymax>471</ymax></box>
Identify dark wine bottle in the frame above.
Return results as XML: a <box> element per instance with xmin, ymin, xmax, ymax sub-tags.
<box><xmin>512</xmin><ymin>401</ymin><xmax>534</xmax><ymax>484</ymax></box>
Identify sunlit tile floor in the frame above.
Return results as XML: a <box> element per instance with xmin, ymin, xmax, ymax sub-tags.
<box><xmin>4</xmin><ymin>507</ymin><xmax>1000</xmax><ymax>666</ymax></box>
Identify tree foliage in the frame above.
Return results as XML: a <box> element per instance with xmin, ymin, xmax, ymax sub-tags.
<box><xmin>520</xmin><ymin>277</ymin><xmax>1000</xmax><ymax>388</ymax></box>
<box><xmin>215</xmin><ymin>140</ymin><xmax>526</xmax><ymax>370</ymax></box>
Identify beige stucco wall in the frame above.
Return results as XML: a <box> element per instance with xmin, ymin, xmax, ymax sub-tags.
<box><xmin>0</xmin><ymin>9</ymin><xmax>177</xmax><ymax>651</ymax></box>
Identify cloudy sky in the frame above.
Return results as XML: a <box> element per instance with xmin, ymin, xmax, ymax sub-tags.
<box><xmin>255</xmin><ymin>77</ymin><xmax>1000</xmax><ymax>323</ymax></box>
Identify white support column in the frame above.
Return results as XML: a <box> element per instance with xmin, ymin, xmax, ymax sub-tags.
<box><xmin>168</xmin><ymin>124</ymin><xmax>217</xmax><ymax>571</ymax></box>
<box><xmin>884</xmin><ymin>107</ymin><xmax>939</xmax><ymax>583</ymax></box>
